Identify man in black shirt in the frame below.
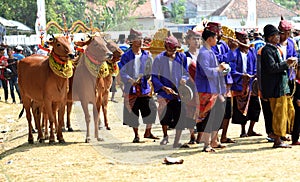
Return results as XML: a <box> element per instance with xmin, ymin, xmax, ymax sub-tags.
<box><xmin>7</xmin><ymin>47</ymin><xmax>21</xmax><ymax>103</ymax></box>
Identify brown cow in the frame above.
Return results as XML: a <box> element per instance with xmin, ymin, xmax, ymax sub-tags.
<box><xmin>71</xmin><ymin>35</ymin><xmax>113</xmax><ymax>143</ymax></box>
<box><xmin>96</xmin><ymin>40</ymin><xmax>123</xmax><ymax>130</ymax></box>
<box><xmin>18</xmin><ymin>36</ymin><xmax>74</xmax><ymax>144</ymax></box>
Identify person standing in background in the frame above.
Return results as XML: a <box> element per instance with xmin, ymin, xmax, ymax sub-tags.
<box><xmin>0</xmin><ymin>47</ymin><xmax>8</xmax><ymax>103</ymax></box>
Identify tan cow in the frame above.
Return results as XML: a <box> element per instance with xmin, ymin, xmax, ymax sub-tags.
<box><xmin>18</xmin><ymin>36</ymin><xmax>74</xmax><ymax>144</ymax></box>
<box><xmin>71</xmin><ymin>35</ymin><xmax>113</xmax><ymax>143</ymax></box>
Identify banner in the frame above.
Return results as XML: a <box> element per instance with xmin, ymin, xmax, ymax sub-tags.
<box><xmin>35</xmin><ymin>0</ymin><xmax>46</xmax><ymax>43</ymax></box>
<box><xmin>246</xmin><ymin>0</ymin><xmax>256</xmax><ymax>27</ymax></box>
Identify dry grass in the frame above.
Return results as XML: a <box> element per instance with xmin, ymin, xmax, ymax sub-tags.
<box><xmin>0</xmin><ymin>88</ymin><xmax>299</xmax><ymax>182</ymax></box>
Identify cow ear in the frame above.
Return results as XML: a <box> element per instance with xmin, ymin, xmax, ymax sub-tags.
<box><xmin>74</xmin><ymin>41</ymin><xmax>85</xmax><ymax>47</ymax></box>
<box><xmin>46</xmin><ymin>38</ymin><xmax>54</xmax><ymax>46</ymax></box>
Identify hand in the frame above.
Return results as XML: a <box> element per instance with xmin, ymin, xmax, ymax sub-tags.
<box><xmin>286</xmin><ymin>57</ymin><xmax>297</xmax><ymax>66</ymax></box>
<box><xmin>218</xmin><ymin>62</ymin><xmax>227</xmax><ymax>72</ymax></box>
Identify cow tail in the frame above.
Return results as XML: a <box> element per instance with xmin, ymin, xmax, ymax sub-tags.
<box><xmin>18</xmin><ymin>106</ymin><xmax>25</xmax><ymax>119</ymax></box>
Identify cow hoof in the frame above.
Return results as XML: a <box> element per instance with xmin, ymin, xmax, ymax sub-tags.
<box><xmin>98</xmin><ymin>126</ymin><xmax>103</xmax><ymax>130</ymax></box>
<box><xmin>62</xmin><ymin>128</ymin><xmax>66</xmax><ymax>132</ymax></box>
<box><xmin>85</xmin><ymin>138</ymin><xmax>91</xmax><ymax>143</ymax></box>
<box><xmin>68</xmin><ymin>128</ymin><xmax>74</xmax><ymax>132</ymax></box>
<box><xmin>39</xmin><ymin>139</ymin><xmax>45</xmax><ymax>143</ymax></box>
<box><xmin>59</xmin><ymin>139</ymin><xmax>65</xmax><ymax>144</ymax></box>
<box><xmin>32</xmin><ymin>129</ymin><xmax>37</xmax><ymax>133</ymax></box>
<box><xmin>49</xmin><ymin>140</ymin><xmax>55</xmax><ymax>145</ymax></box>
<box><xmin>97</xmin><ymin>138</ymin><xmax>104</xmax><ymax>142</ymax></box>
<box><xmin>28</xmin><ymin>139</ymin><xmax>34</xmax><ymax>144</ymax></box>
<box><xmin>106</xmin><ymin>127</ymin><xmax>111</xmax><ymax>130</ymax></box>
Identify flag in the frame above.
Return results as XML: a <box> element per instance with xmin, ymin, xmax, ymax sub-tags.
<box><xmin>35</xmin><ymin>0</ymin><xmax>46</xmax><ymax>44</ymax></box>
<box><xmin>246</xmin><ymin>0</ymin><xmax>256</xmax><ymax>27</ymax></box>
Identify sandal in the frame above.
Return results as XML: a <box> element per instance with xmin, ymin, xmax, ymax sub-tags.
<box><xmin>144</xmin><ymin>133</ymin><xmax>159</xmax><ymax>139</ymax></box>
<box><xmin>212</xmin><ymin>144</ymin><xmax>226</xmax><ymax>149</ymax></box>
<box><xmin>132</xmin><ymin>137</ymin><xmax>140</xmax><ymax>143</ymax></box>
<box><xmin>221</xmin><ymin>138</ymin><xmax>236</xmax><ymax>143</ymax></box>
<box><xmin>240</xmin><ymin>133</ymin><xmax>248</xmax><ymax>138</ymax></box>
<box><xmin>173</xmin><ymin>143</ymin><xmax>190</xmax><ymax>148</ymax></box>
<box><xmin>202</xmin><ymin>145</ymin><xmax>215</xmax><ymax>152</ymax></box>
<box><xmin>160</xmin><ymin>136</ymin><xmax>169</xmax><ymax>145</ymax></box>
<box><xmin>247</xmin><ymin>131</ymin><xmax>262</xmax><ymax>137</ymax></box>
<box><xmin>188</xmin><ymin>139</ymin><xmax>196</xmax><ymax>144</ymax></box>
<box><xmin>273</xmin><ymin>143</ymin><xmax>292</xmax><ymax>148</ymax></box>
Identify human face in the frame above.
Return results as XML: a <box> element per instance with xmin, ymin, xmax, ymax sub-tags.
<box><xmin>131</xmin><ymin>37</ymin><xmax>143</xmax><ymax>48</ymax></box>
<box><xmin>187</xmin><ymin>36</ymin><xmax>201</xmax><ymax>49</ymax></box>
<box><xmin>165</xmin><ymin>45</ymin><xmax>177</xmax><ymax>57</ymax></box>
<box><xmin>279</xmin><ymin>30</ymin><xmax>291</xmax><ymax>42</ymax></box>
<box><xmin>267</xmin><ymin>33</ymin><xmax>280</xmax><ymax>45</ymax></box>
<box><xmin>0</xmin><ymin>50</ymin><xmax>4</xmax><ymax>57</ymax></box>
<box><xmin>207</xmin><ymin>35</ymin><xmax>218</xmax><ymax>47</ymax></box>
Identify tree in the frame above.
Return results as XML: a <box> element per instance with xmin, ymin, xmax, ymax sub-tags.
<box><xmin>162</xmin><ymin>0</ymin><xmax>186</xmax><ymax>24</ymax></box>
<box><xmin>86</xmin><ymin>0</ymin><xmax>146</xmax><ymax>31</ymax></box>
<box><xmin>0</xmin><ymin>0</ymin><xmax>37</xmax><ymax>31</ymax></box>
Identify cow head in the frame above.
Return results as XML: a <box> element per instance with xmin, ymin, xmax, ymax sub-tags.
<box><xmin>47</xmin><ymin>35</ymin><xmax>75</xmax><ymax>61</ymax></box>
<box><xmin>105</xmin><ymin>40</ymin><xmax>123</xmax><ymax>64</ymax></box>
<box><xmin>74</xmin><ymin>35</ymin><xmax>112</xmax><ymax>65</ymax></box>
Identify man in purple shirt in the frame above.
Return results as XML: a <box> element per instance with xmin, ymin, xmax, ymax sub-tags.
<box><xmin>152</xmin><ymin>36</ymin><xmax>189</xmax><ymax>148</ymax></box>
<box><xmin>119</xmin><ymin>28</ymin><xmax>158</xmax><ymax>143</ymax></box>
<box><xmin>195</xmin><ymin>25</ymin><xmax>229</xmax><ymax>152</ymax></box>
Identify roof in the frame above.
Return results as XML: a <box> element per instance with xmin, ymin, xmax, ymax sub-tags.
<box><xmin>8</xmin><ymin>20</ymin><xmax>33</xmax><ymax>32</ymax></box>
<box><xmin>131</xmin><ymin>0</ymin><xmax>155</xmax><ymax>18</ymax></box>
<box><xmin>211</xmin><ymin>0</ymin><xmax>298</xmax><ymax>18</ymax></box>
<box><xmin>0</xmin><ymin>17</ymin><xmax>17</xmax><ymax>28</ymax></box>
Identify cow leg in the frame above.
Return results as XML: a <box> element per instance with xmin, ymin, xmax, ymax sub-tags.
<box><xmin>44</xmin><ymin>102</ymin><xmax>56</xmax><ymax>144</ymax></box>
<box><xmin>66</xmin><ymin>101</ymin><xmax>74</xmax><ymax>132</ymax></box>
<box><xmin>32</xmin><ymin>103</ymin><xmax>45</xmax><ymax>143</ymax></box>
<box><xmin>43</xmin><ymin>113</ymin><xmax>49</xmax><ymax>140</ymax></box>
<box><xmin>81</xmin><ymin>102</ymin><xmax>91</xmax><ymax>143</ymax></box>
<box><xmin>57</xmin><ymin>103</ymin><xmax>65</xmax><ymax>143</ymax></box>
<box><xmin>93</xmin><ymin>103</ymin><xmax>103</xmax><ymax>141</ymax></box>
<box><xmin>23</xmin><ymin>98</ymin><xmax>34</xmax><ymax>144</ymax></box>
<box><xmin>102</xmin><ymin>89</ymin><xmax>110</xmax><ymax>130</ymax></box>
<box><xmin>96</xmin><ymin>96</ymin><xmax>103</xmax><ymax>130</ymax></box>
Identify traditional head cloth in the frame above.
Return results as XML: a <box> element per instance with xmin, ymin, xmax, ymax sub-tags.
<box><xmin>205</xmin><ymin>22</ymin><xmax>222</xmax><ymax>34</ymax></box>
<box><xmin>235</xmin><ymin>31</ymin><xmax>248</xmax><ymax>40</ymax></box>
<box><xmin>278</xmin><ymin>16</ymin><xmax>293</xmax><ymax>31</ymax></box>
<box><xmin>263</xmin><ymin>24</ymin><xmax>281</xmax><ymax>38</ymax></box>
<box><xmin>128</xmin><ymin>28</ymin><xmax>142</xmax><ymax>41</ymax></box>
<box><xmin>186</xmin><ymin>29</ymin><xmax>202</xmax><ymax>38</ymax></box>
<box><xmin>164</xmin><ymin>36</ymin><xmax>180</xmax><ymax>49</ymax></box>
<box><xmin>0</xmin><ymin>47</ymin><xmax>5</xmax><ymax>51</ymax></box>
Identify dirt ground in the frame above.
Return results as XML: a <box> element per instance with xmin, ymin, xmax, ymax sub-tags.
<box><xmin>0</xmin><ymin>88</ymin><xmax>300</xmax><ymax>182</ymax></box>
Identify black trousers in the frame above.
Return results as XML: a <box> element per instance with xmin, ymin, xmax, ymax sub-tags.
<box><xmin>292</xmin><ymin>102</ymin><xmax>300</xmax><ymax>142</ymax></box>
<box><xmin>260</xmin><ymin>99</ymin><xmax>273</xmax><ymax>135</ymax></box>
<box><xmin>0</xmin><ymin>79</ymin><xmax>8</xmax><ymax>101</ymax></box>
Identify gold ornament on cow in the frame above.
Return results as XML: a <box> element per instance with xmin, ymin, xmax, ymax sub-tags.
<box><xmin>49</xmin><ymin>56</ymin><xmax>73</xmax><ymax>78</ymax></box>
<box><xmin>84</xmin><ymin>54</ymin><xmax>109</xmax><ymax>78</ymax></box>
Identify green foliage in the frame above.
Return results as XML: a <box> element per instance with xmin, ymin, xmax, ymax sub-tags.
<box><xmin>274</xmin><ymin>0</ymin><xmax>297</xmax><ymax>9</ymax></box>
<box><xmin>163</xmin><ymin>0</ymin><xmax>186</xmax><ymax>24</ymax></box>
<box><xmin>0</xmin><ymin>0</ymin><xmax>37</xmax><ymax>30</ymax></box>
<box><xmin>87</xmin><ymin>0</ymin><xmax>146</xmax><ymax>31</ymax></box>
